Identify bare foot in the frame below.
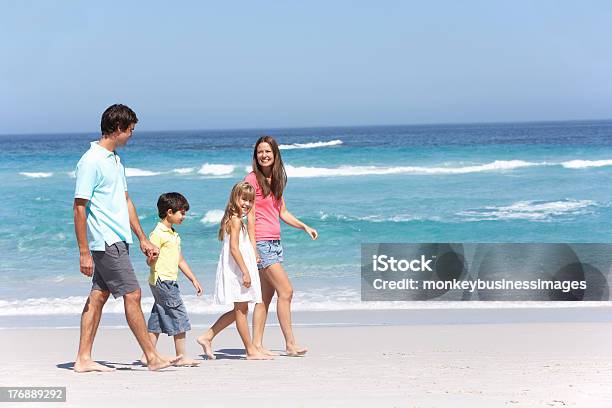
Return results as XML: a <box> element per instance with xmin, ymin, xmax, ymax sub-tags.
<box><xmin>139</xmin><ymin>354</ymin><xmax>148</xmax><ymax>366</ymax></box>
<box><xmin>255</xmin><ymin>345</ymin><xmax>278</xmax><ymax>356</ymax></box>
<box><xmin>246</xmin><ymin>352</ymin><xmax>274</xmax><ymax>360</ymax></box>
<box><xmin>74</xmin><ymin>359</ymin><xmax>115</xmax><ymax>373</ymax></box>
<box><xmin>196</xmin><ymin>334</ymin><xmax>216</xmax><ymax>360</ymax></box>
<box><xmin>173</xmin><ymin>357</ymin><xmax>200</xmax><ymax>367</ymax></box>
<box><xmin>286</xmin><ymin>345</ymin><xmax>308</xmax><ymax>356</ymax></box>
<box><xmin>147</xmin><ymin>354</ymin><xmax>182</xmax><ymax>371</ymax></box>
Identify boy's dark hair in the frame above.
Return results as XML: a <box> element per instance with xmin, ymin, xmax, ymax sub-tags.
<box><xmin>101</xmin><ymin>104</ymin><xmax>138</xmax><ymax>135</ymax></box>
<box><xmin>157</xmin><ymin>192</ymin><xmax>190</xmax><ymax>219</ymax></box>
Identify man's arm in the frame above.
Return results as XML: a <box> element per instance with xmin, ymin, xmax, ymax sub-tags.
<box><xmin>125</xmin><ymin>192</ymin><xmax>159</xmax><ymax>257</ymax></box>
<box><xmin>74</xmin><ymin>198</ymin><xmax>93</xmax><ymax>276</ymax></box>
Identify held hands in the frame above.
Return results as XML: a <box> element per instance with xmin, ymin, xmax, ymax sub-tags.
<box><xmin>140</xmin><ymin>239</ymin><xmax>160</xmax><ymax>258</ymax></box>
<box><xmin>193</xmin><ymin>279</ymin><xmax>203</xmax><ymax>296</ymax></box>
<box><xmin>242</xmin><ymin>273</ymin><xmax>252</xmax><ymax>288</ymax></box>
<box><xmin>304</xmin><ymin>225</ymin><xmax>318</xmax><ymax>240</ymax></box>
<box><xmin>79</xmin><ymin>252</ymin><xmax>94</xmax><ymax>277</ymax></box>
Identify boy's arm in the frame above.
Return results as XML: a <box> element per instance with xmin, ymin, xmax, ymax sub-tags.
<box><xmin>74</xmin><ymin>198</ymin><xmax>93</xmax><ymax>276</ymax></box>
<box><xmin>228</xmin><ymin>217</ymin><xmax>252</xmax><ymax>288</ymax></box>
<box><xmin>126</xmin><ymin>192</ymin><xmax>159</xmax><ymax>257</ymax></box>
<box><xmin>178</xmin><ymin>252</ymin><xmax>203</xmax><ymax>295</ymax></box>
<box><xmin>146</xmin><ymin>231</ymin><xmax>161</xmax><ymax>267</ymax></box>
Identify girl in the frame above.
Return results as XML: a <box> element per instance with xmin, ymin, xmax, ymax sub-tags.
<box><xmin>247</xmin><ymin>136</ymin><xmax>318</xmax><ymax>356</ymax></box>
<box><xmin>197</xmin><ymin>182</ymin><xmax>271</xmax><ymax>360</ymax></box>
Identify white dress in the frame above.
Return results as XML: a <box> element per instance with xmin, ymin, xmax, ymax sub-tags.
<box><xmin>213</xmin><ymin>225</ymin><xmax>263</xmax><ymax>305</ymax></box>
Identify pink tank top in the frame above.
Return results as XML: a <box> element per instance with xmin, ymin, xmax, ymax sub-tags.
<box><xmin>244</xmin><ymin>172</ymin><xmax>282</xmax><ymax>241</ymax></box>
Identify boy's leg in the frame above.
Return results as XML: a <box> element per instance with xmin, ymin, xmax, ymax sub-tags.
<box><xmin>235</xmin><ymin>302</ymin><xmax>271</xmax><ymax>360</ymax></box>
<box><xmin>123</xmin><ymin>289</ymin><xmax>181</xmax><ymax>371</ymax></box>
<box><xmin>197</xmin><ymin>310</ymin><xmax>235</xmax><ymax>360</ymax></box>
<box><xmin>173</xmin><ymin>333</ymin><xmax>199</xmax><ymax>366</ymax></box>
<box><xmin>252</xmin><ymin>269</ymin><xmax>278</xmax><ymax>356</ymax></box>
<box><xmin>75</xmin><ymin>290</ymin><xmax>113</xmax><ymax>372</ymax></box>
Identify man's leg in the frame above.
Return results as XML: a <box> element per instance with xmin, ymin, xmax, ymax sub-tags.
<box><xmin>123</xmin><ymin>289</ymin><xmax>181</xmax><ymax>371</ymax></box>
<box><xmin>74</xmin><ymin>290</ymin><xmax>113</xmax><ymax>372</ymax></box>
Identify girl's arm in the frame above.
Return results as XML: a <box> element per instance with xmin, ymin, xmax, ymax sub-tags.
<box><xmin>178</xmin><ymin>251</ymin><xmax>203</xmax><ymax>295</ymax></box>
<box><xmin>279</xmin><ymin>198</ymin><xmax>318</xmax><ymax>240</ymax></box>
<box><xmin>246</xmin><ymin>201</ymin><xmax>260</xmax><ymax>262</ymax></box>
<box><xmin>228</xmin><ymin>217</ymin><xmax>252</xmax><ymax>288</ymax></box>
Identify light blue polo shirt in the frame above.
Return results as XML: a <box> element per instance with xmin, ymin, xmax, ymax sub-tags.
<box><xmin>74</xmin><ymin>141</ymin><xmax>133</xmax><ymax>251</ymax></box>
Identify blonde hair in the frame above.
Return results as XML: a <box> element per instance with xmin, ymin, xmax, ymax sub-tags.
<box><xmin>218</xmin><ymin>181</ymin><xmax>256</xmax><ymax>241</ymax></box>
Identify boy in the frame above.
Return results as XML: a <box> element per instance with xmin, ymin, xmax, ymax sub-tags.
<box><xmin>141</xmin><ymin>192</ymin><xmax>203</xmax><ymax>367</ymax></box>
<box><xmin>74</xmin><ymin>104</ymin><xmax>179</xmax><ymax>372</ymax></box>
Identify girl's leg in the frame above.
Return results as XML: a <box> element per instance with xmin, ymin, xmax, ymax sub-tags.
<box><xmin>173</xmin><ymin>332</ymin><xmax>199</xmax><ymax>366</ymax></box>
<box><xmin>234</xmin><ymin>302</ymin><xmax>270</xmax><ymax>360</ymax></box>
<box><xmin>197</xmin><ymin>310</ymin><xmax>235</xmax><ymax>360</ymax></box>
<box><xmin>252</xmin><ymin>269</ymin><xmax>277</xmax><ymax>356</ymax></box>
<box><xmin>140</xmin><ymin>332</ymin><xmax>159</xmax><ymax>364</ymax></box>
<box><xmin>263</xmin><ymin>263</ymin><xmax>307</xmax><ymax>356</ymax></box>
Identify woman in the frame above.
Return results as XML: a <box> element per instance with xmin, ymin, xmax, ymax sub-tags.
<box><xmin>245</xmin><ymin>136</ymin><xmax>318</xmax><ymax>356</ymax></box>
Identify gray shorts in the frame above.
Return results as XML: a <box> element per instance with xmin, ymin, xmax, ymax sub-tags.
<box><xmin>91</xmin><ymin>241</ymin><xmax>140</xmax><ymax>298</ymax></box>
<box><xmin>147</xmin><ymin>279</ymin><xmax>191</xmax><ymax>336</ymax></box>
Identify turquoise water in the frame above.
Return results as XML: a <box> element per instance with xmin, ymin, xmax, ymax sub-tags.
<box><xmin>1</xmin><ymin>120</ymin><xmax>611</xmax><ymax>317</ymax></box>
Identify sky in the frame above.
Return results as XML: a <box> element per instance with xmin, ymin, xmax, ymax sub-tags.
<box><xmin>1</xmin><ymin>0</ymin><xmax>611</xmax><ymax>134</ymax></box>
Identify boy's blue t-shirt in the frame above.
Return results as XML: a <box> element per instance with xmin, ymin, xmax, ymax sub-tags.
<box><xmin>74</xmin><ymin>141</ymin><xmax>132</xmax><ymax>251</ymax></box>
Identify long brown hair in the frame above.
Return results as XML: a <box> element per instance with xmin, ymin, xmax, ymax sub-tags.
<box><xmin>252</xmin><ymin>136</ymin><xmax>287</xmax><ymax>200</ymax></box>
<box><xmin>218</xmin><ymin>182</ymin><xmax>255</xmax><ymax>241</ymax></box>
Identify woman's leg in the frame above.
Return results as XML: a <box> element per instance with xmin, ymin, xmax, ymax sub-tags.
<box><xmin>197</xmin><ymin>310</ymin><xmax>234</xmax><ymax>360</ymax></box>
<box><xmin>262</xmin><ymin>263</ymin><xmax>307</xmax><ymax>356</ymax></box>
<box><xmin>234</xmin><ymin>302</ymin><xmax>270</xmax><ymax>360</ymax></box>
<box><xmin>252</xmin><ymin>269</ymin><xmax>277</xmax><ymax>355</ymax></box>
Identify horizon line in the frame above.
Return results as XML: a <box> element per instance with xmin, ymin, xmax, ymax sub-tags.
<box><xmin>1</xmin><ymin>117</ymin><xmax>611</xmax><ymax>137</ymax></box>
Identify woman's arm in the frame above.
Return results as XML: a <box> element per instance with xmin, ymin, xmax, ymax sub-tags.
<box><xmin>279</xmin><ymin>198</ymin><xmax>318</xmax><ymax>240</ymax></box>
<box><xmin>229</xmin><ymin>217</ymin><xmax>252</xmax><ymax>288</ymax></box>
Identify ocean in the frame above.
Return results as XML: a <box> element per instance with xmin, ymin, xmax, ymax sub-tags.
<box><xmin>1</xmin><ymin>120</ymin><xmax>612</xmax><ymax>325</ymax></box>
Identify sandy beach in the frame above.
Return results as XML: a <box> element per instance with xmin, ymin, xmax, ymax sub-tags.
<box><xmin>2</xmin><ymin>309</ymin><xmax>611</xmax><ymax>407</ymax></box>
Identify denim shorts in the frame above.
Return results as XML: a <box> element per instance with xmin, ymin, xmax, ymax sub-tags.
<box><xmin>147</xmin><ymin>279</ymin><xmax>191</xmax><ymax>336</ymax></box>
<box><xmin>256</xmin><ymin>240</ymin><xmax>284</xmax><ymax>269</ymax></box>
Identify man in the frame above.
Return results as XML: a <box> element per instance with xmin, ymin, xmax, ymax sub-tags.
<box><xmin>73</xmin><ymin>104</ymin><xmax>180</xmax><ymax>372</ymax></box>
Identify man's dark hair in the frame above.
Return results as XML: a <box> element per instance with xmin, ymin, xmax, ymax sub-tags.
<box><xmin>100</xmin><ymin>104</ymin><xmax>138</xmax><ymax>135</ymax></box>
<box><xmin>157</xmin><ymin>192</ymin><xmax>190</xmax><ymax>219</ymax></box>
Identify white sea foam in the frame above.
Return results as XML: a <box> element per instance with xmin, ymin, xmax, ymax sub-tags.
<box><xmin>20</xmin><ymin>172</ymin><xmax>53</xmax><ymax>178</ymax></box>
<box><xmin>172</xmin><ymin>167</ymin><xmax>196</xmax><ymax>174</ymax></box>
<box><xmin>561</xmin><ymin>159</ymin><xmax>612</xmax><ymax>169</ymax></box>
<box><xmin>200</xmin><ymin>209</ymin><xmax>224</xmax><ymax>225</ymax></box>
<box><xmin>197</xmin><ymin>163</ymin><xmax>235</xmax><ymax>176</ymax></box>
<box><xmin>0</xmin><ymin>291</ymin><xmax>609</xmax><ymax>317</ymax></box>
<box><xmin>67</xmin><ymin>171</ymin><xmax>76</xmax><ymax>178</ymax></box>
<box><xmin>279</xmin><ymin>139</ymin><xmax>343</xmax><ymax>150</ymax></box>
<box><xmin>285</xmin><ymin>160</ymin><xmax>544</xmax><ymax>178</ymax></box>
<box><xmin>318</xmin><ymin>211</ymin><xmax>441</xmax><ymax>223</ymax></box>
<box><xmin>458</xmin><ymin>199</ymin><xmax>597</xmax><ymax>222</ymax></box>
<box><xmin>125</xmin><ymin>168</ymin><xmax>160</xmax><ymax>177</ymax></box>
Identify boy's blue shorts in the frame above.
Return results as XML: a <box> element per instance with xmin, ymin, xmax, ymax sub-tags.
<box><xmin>147</xmin><ymin>279</ymin><xmax>191</xmax><ymax>336</ymax></box>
